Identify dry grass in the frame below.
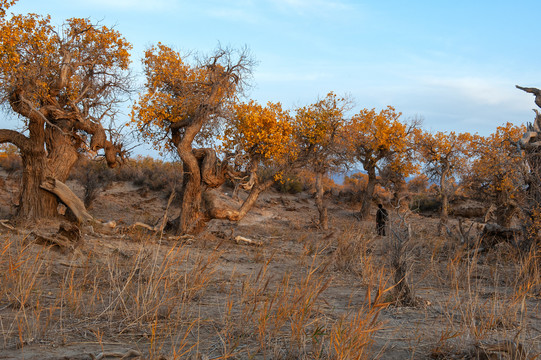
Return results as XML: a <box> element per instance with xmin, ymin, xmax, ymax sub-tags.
<box><xmin>0</xmin><ymin>226</ymin><xmax>388</xmax><ymax>359</ymax></box>
<box><xmin>0</xmin><ymin>191</ymin><xmax>540</xmax><ymax>359</ymax></box>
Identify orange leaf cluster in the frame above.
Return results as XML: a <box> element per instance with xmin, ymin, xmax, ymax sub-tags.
<box><xmin>344</xmin><ymin>106</ymin><xmax>417</xmax><ymax>178</ymax></box>
<box><xmin>223</xmin><ymin>100</ymin><xmax>294</xmax><ymax>166</ymax></box>
<box><xmin>132</xmin><ymin>43</ymin><xmax>241</xmax><ymax>151</ymax></box>
<box><xmin>467</xmin><ymin>122</ymin><xmax>526</xmax><ymax>197</ymax></box>
<box><xmin>0</xmin><ymin>14</ymin><xmax>132</xmax><ymax>111</ymax></box>
<box><xmin>414</xmin><ymin>130</ymin><xmax>474</xmax><ymax>173</ymax></box>
<box><xmin>294</xmin><ymin>92</ymin><xmax>349</xmax><ymax>172</ymax></box>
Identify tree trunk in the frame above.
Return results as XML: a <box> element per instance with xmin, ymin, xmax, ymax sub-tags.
<box><xmin>204</xmin><ymin>177</ymin><xmax>273</xmax><ymax>222</ymax></box>
<box><xmin>360</xmin><ymin>167</ymin><xmax>377</xmax><ymax>219</ymax></box>
<box><xmin>46</xmin><ymin>125</ymin><xmax>79</xmax><ymax>182</ymax></box>
<box><xmin>172</xmin><ymin>115</ymin><xmax>205</xmax><ymax>235</ymax></box>
<box><xmin>177</xmin><ymin>152</ymin><xmax>202</xmax><ymax>234</ymax></box>
<box><xmin>15</xmin><ymin>120</ymin><xmax>80</xmax><ymax>222</ymax></box>
<box><xmin>315</xmin><ymin>171</ymin><xmax>328</xmax><ymax>229</ymax></box>
<box><xmin>40</xmin><ymin>177</ymin><xmax>93</xmax><ymax>224</ymax></box>
<box><xmin>18</xmin><ymin>151</ymin><xmax>58</xmax><ymax>220</ymax></box>
<box><xmin>438</xmin><ymin>169</ymin><xmax>449</xmax><ymax>234</ymax></box>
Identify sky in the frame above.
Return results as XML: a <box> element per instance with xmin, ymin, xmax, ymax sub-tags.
<box><xmin>6</xmin><ymin>0</ymin><xmax>541</xmax><ymax>153</ymax></box>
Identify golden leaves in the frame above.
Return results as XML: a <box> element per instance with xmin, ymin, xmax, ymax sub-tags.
<box><xmin>0</xmin><ymin>13</ymin><xmax>132</xmax><ymax>111</ymax></box>
<box><xmin>132</xmin><ymin>44</ymin><xmax>248</xmax><ymax>150</ymax></box>
<box><xmin>0</xmin><ymin>0</ymin><xmax>16</xmax><ymax>18</ymax></box>
<box><xmin>467</xmin><ymin>122</ymin><xmax>526</xmax><ymax>197</ymax></box>
<box><xmin>344</xmin><ymin>105</ymin><xmax>417</xmax><ymax>178</ymax></box>
<box><xmin>224</xmin><ymin>100</ymin><xmax>295</xmax><ymax>166</ymax></box>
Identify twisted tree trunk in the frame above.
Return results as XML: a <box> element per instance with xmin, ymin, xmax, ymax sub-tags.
<box><xmin>18</xmin><ymin>151</ymin><xmax>57</xmax><ymax>219</ymax></box>
<box><xmin>315</xmin><ymin>171</ymin><xmax>328</xmax><ymax>229</ymax></box>
<box><xmin>204</xmin><ymin>177</ymin><xmax>273</xmax><ymax>222</ymax></box>
<box><xmin>360</xmin><ymin>167</ymin><xmax>377</xmax><ymax>219</ymax></box>
<box><xmin>177</xmin><ymin>147</ymin><xmax>203</xmax><ymax>234</ymax></box>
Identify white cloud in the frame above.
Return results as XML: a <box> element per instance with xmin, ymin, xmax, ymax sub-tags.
<box><xmin>421</xmin><ymin>76</ymin><xmax>530</xmax><ymax>110</ymax></box>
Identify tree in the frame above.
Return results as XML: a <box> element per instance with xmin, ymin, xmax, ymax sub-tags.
<box><xmin>294</xmin><ymin>92</ymin><xmax>350</xmax><ymax>229</ymax></box>
<box><xmin>516</xmin><ymin>85</ymin><xmax>541</xmax><ymax>249</ymax></box>
<box><xmin>0</xmin><ymin>0</ymin><xmax>15</xmax><ymax>17</ymax></box>
<box><xmin>463</xmin><ymin>123</ymin><xmax>527</xmax><ymax>227</ymax></box>
<box><xmin>132</xmin><ymin>43</ymin><xmax>254</xmax><ymax>234</ymax></box>
<box><xmin>407</xmin><ymin>174</ymin><xmax>429</xmax><ymax>194</ymax></box>
<box><xmin>415</xmin><ymin>130</ymin><xmax>473</xmax><ymax>231</ymax></box>
<box><xmin>214</xmin><ymin>100</ymin><xmax>296</xmax><ymax>220</ymax></box>
<box><xmin>343</xmin><ymin>106</ymin><xmax>418</xmax><ymax>218</ymax></box>
<box><xmin>0</xmin><ymin>10</ymin><xmax>132</xmax><ymax>221</ymax></box>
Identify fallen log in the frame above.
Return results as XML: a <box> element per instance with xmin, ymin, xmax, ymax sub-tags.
<box><xmin>481</xmin><ymin>223</ymin><xmax>522</xmax><ymax>246</ymax></box>
<box><xmin>30</xmin><ymin>231</ymin><xmax>80</xmax><ymax>254</ymax></box>
<box><xmin>234</xmin><ymin>235</ymin><xmax>263</xmax><ymax>246</ymax></box>
<box><xmin>0</xmin><ymin>219</ymin><xmax>16</xmax><ymax>231</ymax></box>
<box><xmin>40</xmin><ymin>177</ymin><xmax>117</xmax><ymax>235</ymax></box>
<box><xmin>40</xmin><ymin>177</ymin><xmax>93</xmax><ymax>224</ymax></box>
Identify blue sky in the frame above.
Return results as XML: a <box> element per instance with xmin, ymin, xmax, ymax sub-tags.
<box><xmin>7</xmin><ymin>0</ymin><xmax>541</xmax><ymax>143</ymax></box>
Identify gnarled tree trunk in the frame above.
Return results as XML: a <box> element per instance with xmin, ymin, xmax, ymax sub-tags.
<box><xmin>438</xmin><ymin>166</ymin><xmax>450</xmax><ymax>234</ymax></box>
<box><xmin>360</xmin><ymin>167</ymin><xmax>377</xmax><ymax>219</ymax></box>
<box><xmin>204</xmin><ymin>177</ymin><xmax>273</xmax><ymax>222</ymax></box>
<box><xmin>18</xmin><ymin>128</ymin><xmax>79</xmax><ymax>221</ymax></box>
<box><xmin>18</xmin><ymin>151</ymin><xmax>57</xmax><ymax>220</ymax></box>
<box><xmin>174</xmin><ymin>117</ymin><xmax>205</xmax><ymax>235</ymax></box>
<box><xmin>177</xmin><ymin>148</ymin><xmax>203</xmax><ymax>235</ymax></box>
<box><xmin>315</xmin><ymin>171</ymin><xmax>328</xmax><ymax>229</ymax></box>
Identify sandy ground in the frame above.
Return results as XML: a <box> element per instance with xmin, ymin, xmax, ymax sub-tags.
<box><xmin>0</xmin><ymin>173</ymin><xmax>539</xmax><ymax>359</ymax></box>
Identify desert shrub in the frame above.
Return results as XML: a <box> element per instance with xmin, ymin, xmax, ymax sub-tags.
<box><xmin>343</xmin><ymin>172</ymin><xmax>368</xmax><ymax>191</ymax></box>
<box><xmin>70</xmin><ymin>155</ymin><xmax>183</xmax><ymax>204</ymax></box>
<box><xmin>339</xmin><ymin>173</ymin><xmax>367</xmax><ymax>204</ymax></box>
<box><xmin>256</xmin><ymin>167</ymin><xmax>305</xmax><ymax>194</ymax></box>
<box><xmin>276</xmin><ymin>174</ymin><xmax>304</xmax><ymax>194</ymax></box>
<box><xmin>295</xmin><ymin>169</ymin><xmax>338</xmax><ymax>193</ymax></box>
<box><xmin>130</xmin><ymin>156</ymin><xmax>182</xmax><ymax>193</ymax></box>
<box><xmin>374</xmin><ymin>184</ymin><xmax>392</xmax><ymax>204</ymax></box>
<box><xmin>70</xmin><ymin>157</ymin><xmax>115</xmax><ymax>207</ymax></box>
<box><xmin>386</xmin><ymin>215</ymin><xmax>419</xmax><ymax>307</ymax></box>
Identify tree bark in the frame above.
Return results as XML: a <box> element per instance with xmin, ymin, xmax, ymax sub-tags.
<box><xmin>15</xmin><ymin>110</ymin><xmax>59</xmax><ymax>220</ymax></box>
<box><xmin>18</xmin><ymin>151</ymin><xmax>58</xmax><ymax>220</ymax></box>
<box><xmin>204</xmin><ymin>177</ymin><xmax>273</xmax><ymax>222</ymax></box>
<box><xmin>315</xmin><ymin>171</ymin><xmax>328</xmax><ymax>229</ymax></box>
<box><xmin>45</xmin><ymin>124</ymin><xmax>79</xmax><ymax>182</ymax></box>
<box><xmin>7</xmin><ymin>97</ymin><xmax>80</xmax><ymax>222</ymax></box>
<box><xmin>39</xmin><ymin>177</ymin><xmax>93</xmax><ymax>224</ymax></box>
<box><xmin>438</xmin><ymin>167</ymin><xmax>449</xmax><ymax>234</ymax></box>
<box><xmin>360</xmin><ymin>167</ymin><xmax>377</xmax><ymax>219</ymax></box>
<box><xmin>177</xmin><ymin>151</ymin><xmax>202</xmax><ymax>234</ymax></box>
<box><xmin>174</xmin><ymin>118</ymin><xmax>204</xmax><ymax>235</ymax></box>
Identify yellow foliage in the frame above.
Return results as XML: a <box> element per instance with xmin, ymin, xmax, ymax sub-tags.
<box><xmin>344</xmin><ymin>106</ymin><xmax>418</xmax><ymax>178</ymax></box>
<box><xmin>414</xmin><ymin>129</ymin><xmax>474</xmax><ymax>178</ymax></box>
<box><xmin>294</xmin><ymin>92</ymin><xmax>349</xmax><ymax>172</ymax></box>
<box><xmin>0</xmin><ymin>0</ymin><xmax>16</xmax><ymax>18</ymax></box>
<box><xmin>466</xmin><ymin>122</ymin><xmax>526</xmax><ymax>199</ymax></box>
<box><xmin>0</xmin><ymin>14</ymin><xmax>132</xmax><ymax>116</ymax></box>
<box><xmin>131</xmin><ymin>43</ymin><xmax>243</xmax><ymax>151</ymax></box>
<box><xmin>223</xmin><ymin>100</ymin><xmax>295</xmax><ymax>167</ymax></box>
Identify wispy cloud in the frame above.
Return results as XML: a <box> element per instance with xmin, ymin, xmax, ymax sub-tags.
<box><xmin>422</xmin><ymin>76</ymin><xmax>529</xmax><ymax>109</ymax></box>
